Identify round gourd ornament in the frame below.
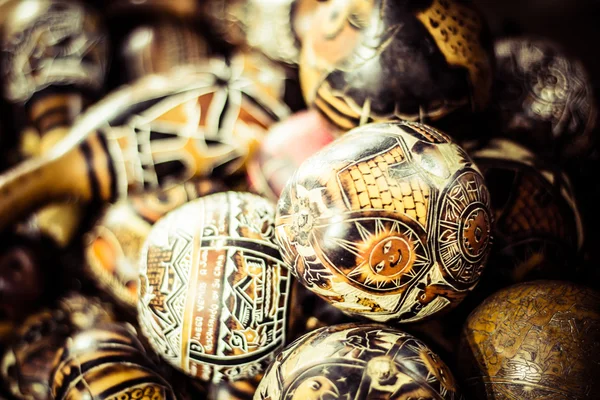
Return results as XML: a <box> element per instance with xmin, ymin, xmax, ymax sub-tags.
<box><xmin>0</xmin><ymin>294</ymin><xmax>114</xmax><ymax>400</ymax></box>
<box><xmin>51</xmin><ymin>323</ymin><xmax>176</xmax><ymax>400</ymax></box>
<box><xmin>299</xmin><ymin>0</ymin><xmax>494</xmax><ymax>133</ymax></box>
<box><xmin>458</xmin><ymin>280</ymin><xmax>600</xmax><ymax>399</ymax></box>
<box><xmin>493</xmin><ymin>37</ymin><xmax>597</xmax><ymax>160</ymax></box>
<box><xmin>138</xmin><ymin>192</ymin><xmax>292</xmax><ymax>382</ymax></box>
<box><xmin>255</xmin><ymin>323</ymin><xmax>463</xmax><ymax>399</ymax></box>
<box><xmin>85</xmin><ymin>179</ymin><xmax>225</xmax><ymax>311</ymax></box>
<box><xmin>468</xmin><ymin>138</ymin><xmax>583</xmax><ymax>286</ymax></box>
<box><xmin>275</xmin><ymin>121</ymin><xmax>492</xmax><ymax>323</ymax></box>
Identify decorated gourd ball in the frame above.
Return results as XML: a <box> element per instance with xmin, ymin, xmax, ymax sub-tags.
<box><xmin>255</xmin><ymin>323</ymin><xmax>463</xmax><ymax>399</ymax></box>
<box><xmin>300</xmin><ymin>0</ymin><xmax>494</xmax><ymax>133</ymax></box>
<box><xmin>85</xmin><ymin>179</ymin><xmax>225</xmax><ymax>311</ymax></box>
<box><xmin>1</xmin><ymin>0</ymin><xmax>108</xmax><ymax>104</ymax></box>
<box><xmin>458</xmin><ymin>280</ymin><xmax>600</xmax><ymax>399</ymax></box>
<box><xmin>0</xmin><ymin>294</ymin><xmax>114</xmax><ymax>400</ymax></box>
<box><xmin>247</xmin><ymin>109</ymin><xmax>336</xmax><ymax>201</ymax></box>
<box><xmin>468</xmin><ymin>139</ymin><xmax>583</xmax><ymax>286</ymax></box>
<box><xmin>493</xmin><ymin>37</ymin><xmax>597</xmax><ymax>160</ymax></box>
<box><xmin>138</xmin><ymin>192</ymin><xmax>292</xmax><ymax>382</ymax></box>
<box><xmin>275</xmin><ymin>121</ymin><xmax>492</xmax><ymax>323</ymax></box>
<box><xmin>51</xmin><ymin>323</ymin><xmax>175</xmax><ymax>400</ymax></box>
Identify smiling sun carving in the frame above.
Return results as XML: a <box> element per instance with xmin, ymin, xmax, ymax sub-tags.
<box><xmin>339</xmin><ymin>219</ymin><xmax>428</xmax><ymax>293</ymax></box>
<box><xmin>369</xmin><ymin>236</ymin><xmax>414</xmax><ymax>277</ymax></box>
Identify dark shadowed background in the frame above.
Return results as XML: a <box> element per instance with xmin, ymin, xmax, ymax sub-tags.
<box><xmin>478</xmin><ymin>0</ymin><xmax>600</xmax><ymax>88</ymax></box>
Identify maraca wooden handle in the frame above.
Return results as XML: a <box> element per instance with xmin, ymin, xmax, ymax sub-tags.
<box><xmin>0</xmin><ymin>132</ymin><xmax>115</xmax><ymax>231</ymax></box>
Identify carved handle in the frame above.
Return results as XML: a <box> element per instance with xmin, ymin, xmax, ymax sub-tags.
<box><xmin>0</xmin><ymin>133</ymin><xmax>115</xmax><ymax>232</ymax></box>
<box><xmin>26</xmin><ymin>95</ymin><xmax>89</xmax><ymax>246</ymax></box>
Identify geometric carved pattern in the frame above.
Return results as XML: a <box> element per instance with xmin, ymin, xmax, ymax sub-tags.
<box><xmin>138</xmin><ymin>192</ymin><xmax>290</xmax><ymax>383</ymax></box>
<box><xmin>338</xmin><ymin>144</ymin><xmax>431</xmax><ymax>227</ymax></box>
<box><xmin>502</xmin><ymin>172</ymin><xmax>567</xmax><ymax>238</ymax></box>
<box><xmin>437</xmin><ymin>170</ymin><xmax>492</xmax><ymax>287</ymax></box>
<box><xmin>84</xmin><ymin>180</ymin><xmax>225</xmax><ymax>312</ymax></box>
<box><xmin>145</xmin><ymin>246</ymin><xmax>174</xmax><ymax>313</ymax></box>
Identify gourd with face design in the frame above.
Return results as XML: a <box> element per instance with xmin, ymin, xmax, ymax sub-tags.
<box><xmin>299</xmin><ymin>0</ymin><xmax>494</xmax><ymax>134</ymax></box>
<box><xmin>255</xmin><ymin>323</ymin><xmax>463</xmax><ymax>399</ymax></box>
<box><xmin>276</xmin><ymin>121</ymin><xmax>492</xmax><ymax>323</ymax></box>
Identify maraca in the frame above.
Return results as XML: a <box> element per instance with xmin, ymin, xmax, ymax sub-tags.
<box><xmin>0</xmin><ymin>62</ymin><xmax>289</xmax><ymax>231</ymax></box>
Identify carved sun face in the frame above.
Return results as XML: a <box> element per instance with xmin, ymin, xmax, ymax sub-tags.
<box><xmin>368</xmin><ymin>236</ymin><xmax>414</xmax><ymax>277</ymax></box>
<box><xmin>348</xmin><ymin>228</ymin><xmax>419</xmax><ymax>290</ymax></box>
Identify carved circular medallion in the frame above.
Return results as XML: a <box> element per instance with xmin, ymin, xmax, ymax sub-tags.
<box><xmin>437</xmin><ymin>170</ymin><xmax>492</xmax><ymax>287</ymax></box>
